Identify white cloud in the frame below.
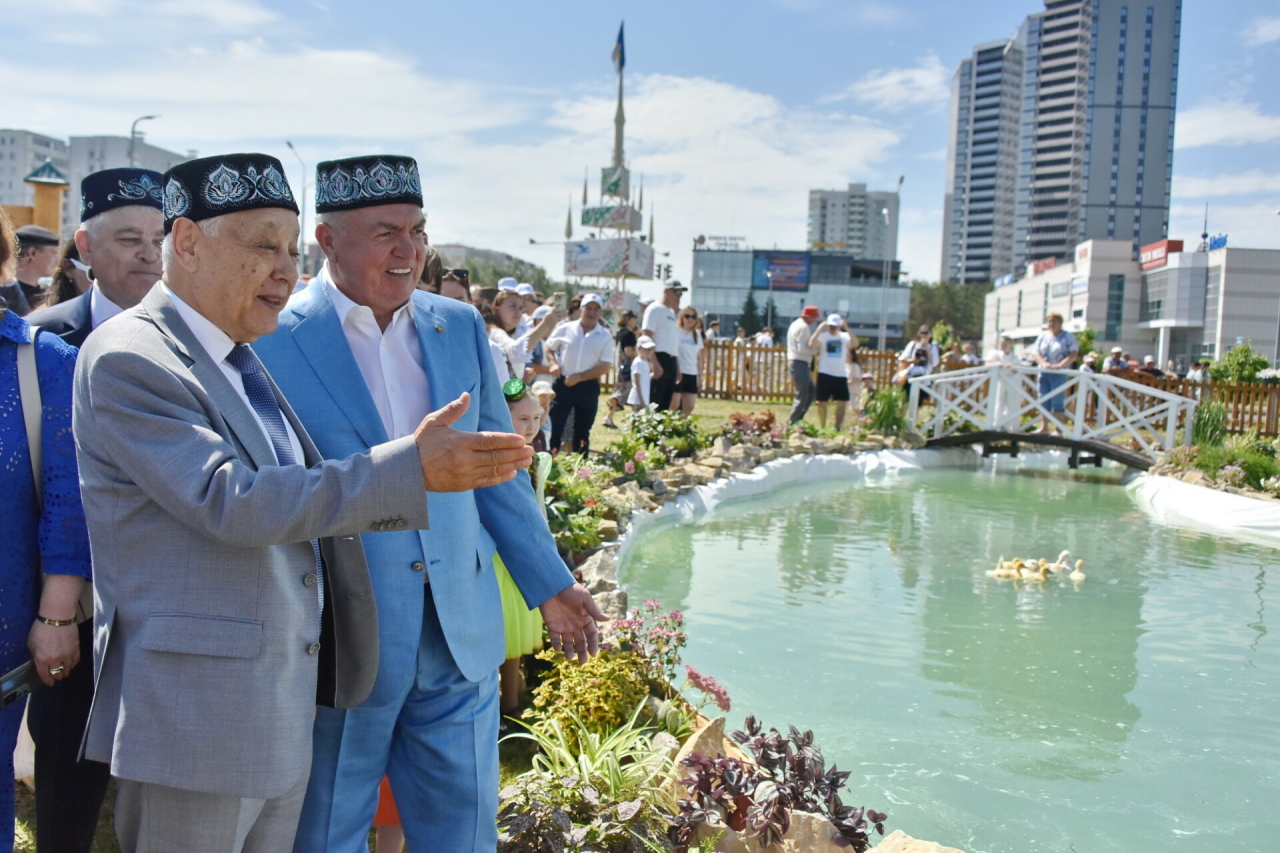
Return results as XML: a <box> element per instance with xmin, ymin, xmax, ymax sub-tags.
<box><xmin>826</xmin><ymin>55</ymin><xmax>950</xmax><ymax>112</ymax></box>
<box><xmin>1175</xmin><ymin>100</ymin><xmax>1280</xmax><ymax>148</ymax></box>
<box><xmin>1174</xmin><ymin>170</ymin><xmax>1280</xmax><ymax>197</ymax></box>
<box><xmin>1243</xmin><ymin>16</ymin><xmax>1280</xmax><ymax>47</ymax></box>
<box><xmin>1168</xmin><ymin>202</ymin><xmax>1280</xmax><ymax>250</ymax></box>
<box><xmin>152</xmin><ymin>0</ymin><xmax>278</xmax><ymax>28</ymax></box>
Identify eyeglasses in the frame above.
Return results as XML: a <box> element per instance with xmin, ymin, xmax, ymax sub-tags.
<box><xmin>502</xmin><ymin>378</ymin><xmax>527</xmax><ymax>403</ymax></box>
<box><xmin>682</xmin><ymin>313</ymin><xmax>698</xmax><ymax>319</ymax></box>
<box><xmin>442</xmin><ymin>269</ymin><xmax>470</xmax><ymax>279</ymax></box>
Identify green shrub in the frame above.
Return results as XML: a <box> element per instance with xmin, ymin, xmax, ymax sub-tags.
<box><xmin>526</xmin><ymin>649</ymin><xmax>651</xmax><ymax>739</ymax></box>
<box><xmin>1192</xmin><ymin>399</ymin><xmax>1227</xmax><ymax>447</ymax></box>
<box><xmin>1208</xmin><ymin>342</ymin><xmax>1271</xmax><ymax>384</ymax></box>
<box><xmin>1193</xmin><ymin>445</ymin><xmax>1280</xmax><ymax>489</ymax></box>
<box><xmin>625</xmin><ymin>407</ymin><xmax>708</xmax><ymax>457</ymax></box>
<box><xmin>864</xmin><ymin>386</ymin><xmax>909</xmax><ymax>436</ymax></box>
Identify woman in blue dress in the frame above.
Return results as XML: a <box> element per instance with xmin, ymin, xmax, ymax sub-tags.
<box><xmin>0</xmin><ymin>213</ymin><xmax>92</xmax><ymax>853</ymax></box>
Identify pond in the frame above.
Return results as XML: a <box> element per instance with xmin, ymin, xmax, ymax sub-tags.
<box><xmin>621</xmin><ymin>459</ymin><xmax>1280</xmax><ymax>853</ymax></box>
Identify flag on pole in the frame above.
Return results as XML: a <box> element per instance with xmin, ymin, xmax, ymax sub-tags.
<box><xmin>612</xmin><ymin>23</ymin><xmax>625</xmax><ymax>74</ymax></box>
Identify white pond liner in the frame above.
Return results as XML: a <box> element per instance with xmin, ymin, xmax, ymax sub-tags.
<box><xmin>615</xmin><ymin>448</ymin><xmax>979</xmax><ymax>569</ymax></box>
<box><xmin>1125</xmin><ymin>473</ymin><xmax>1280</xmax><ymax>548</ymax></box>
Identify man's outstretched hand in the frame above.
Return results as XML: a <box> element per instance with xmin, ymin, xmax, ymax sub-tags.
<box><xmin>413</xmin><ymin>393</ymin><xmax>533</xmax><ymax>492</ymax></box>
<box><xmin>540</xmin><ymin>583</ymin><xmax>607</xmax><ymax>665</ymax></box>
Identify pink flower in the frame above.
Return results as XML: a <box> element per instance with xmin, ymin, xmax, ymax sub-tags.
<box><xmin>634</xmin><ymin>449</ymin><xmax>648</xmax><ymax>462</ymax></box>
<box><xmin>577</xmin><ymin>467</ymin><xmax>593</xmax><ymax>480</ymax></box>
<box><xmin>685</xmin><ymin>664</ymin><xmax>732</xmax><ymax>711</ymax></box>
<box><xmin>625</xmin><ymin>461</ymin><xmax>636</xmax><ymax>474</ymax></box>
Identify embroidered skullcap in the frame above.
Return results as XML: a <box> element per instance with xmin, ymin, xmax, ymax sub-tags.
<box><xmin>162</xmin><ymin>153</ymin><xmax>298</xmax><ymax>234</ymax></box>
<box><xmin>81</xmin><ymin>168</ymin><xmax>164</xmax><ymax>222</ymax></box>
<box><xmin>314</xmin><ymin>155</ymin><xmax>423</xmax><ymax>214</ymax></box>
<box><xmin>497</xmin><ymin>277</ymin><xmax>518</xmax><ymax>291</ymax></box>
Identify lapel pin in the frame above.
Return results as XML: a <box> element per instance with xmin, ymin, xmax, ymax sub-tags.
<box><xmin>434</xmin><ymin>324</ymin><xmax>443</xmax><ymax>333</ymax></box>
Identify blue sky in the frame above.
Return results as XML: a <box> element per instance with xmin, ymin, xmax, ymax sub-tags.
<box><xmin>5</xmin><ymin>0</ymin><xmax>1279</xmax><ymax>300</ymax></box>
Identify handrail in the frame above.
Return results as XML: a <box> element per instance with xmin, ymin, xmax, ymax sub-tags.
<box><xmin>906</xmin><ymin>364</ymin><xmax>1197</xmax><ymax>458</ymax></box>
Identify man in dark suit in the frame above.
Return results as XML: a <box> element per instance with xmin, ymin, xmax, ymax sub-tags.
<box><xmin>28</xmin><ymin>168</ymin><xmax>165</xmax><ymax>348</ymax></box>
<box><xmin>22</xmin><ymin>167</ymin><xmax>165</xmax><ymax>853</ymax></box>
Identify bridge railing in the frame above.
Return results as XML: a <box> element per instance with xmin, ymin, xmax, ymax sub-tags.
<box><xmin>906</xmin><ymin>364</ymin><xmax>1198</xmax><ymax>457</ymax></box>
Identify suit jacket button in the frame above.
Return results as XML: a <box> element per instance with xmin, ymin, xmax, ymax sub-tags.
<box><xmin>303</xmin><ymin>573</ymin><xmax>317</xmax><ymax>587</ymax></box>
<box><xmin>411</xmin><ymin>561</ymin><xmax>424</xmax><ymax>572</ymax></box>
<box><xmin>308</xmin><ymin>642</ymin><xmax>321</xmax><ymax>655</ymax></box>
<box><xmin>395</xmin><ymin>520</ymin><xmax>407</xmax><ymax>530</ymax></box>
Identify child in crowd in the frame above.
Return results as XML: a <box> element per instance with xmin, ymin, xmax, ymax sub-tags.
<box><xmin>628</xmin><ymin>336</ymin><xmax>657</xmax><ymax>411</ymax></box>
<box><xmin>531</xmin><ymin>379</ymin><xmax>555</xmax><ymax>452</ymax></box>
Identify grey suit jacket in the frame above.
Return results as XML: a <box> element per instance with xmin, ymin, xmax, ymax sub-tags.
<box><xmin>73</xmin><ymin>287</ymin><xmax>430</xmax><ymax>799</ymax></box>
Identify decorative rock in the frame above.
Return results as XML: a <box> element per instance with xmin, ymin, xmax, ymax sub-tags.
<box><xmin>870</xmin><ymin>830</ymin><xmax>967</xmax><ymax>853</ymax></box>
<box><xmin>853</xmin><ymin>441</ymin><xmax>884</xmax><ymax>452</ymax></box>
<box><xmin>702</xmin><ymin>456</ymin><xmax>726</xmax><ymax>470</ymax></box>
<box><xmin>598</xmin><ymin>518</ymin><xmax>619</xmax><ymax>542</ymax></box>
<box><xmin>593</xmin><ymin>588</ymin><xmax>628</xmax><ymax>619</ymax></box>
<box><xmin>885</xmin><ymin>437</ymin><xmax>900</xmax><ymax>449</ymax></box>
<box><xmin>648</xmin><ymin>477</ymin><xmax>669</xmax><ymax>496</ymax></box>
<box><xmin>1179</xmin><ymin>469</ymin><xmax>1208</xmax><ymax>486</ymax></box>
<box><xmin>714</xmin><ymin>436</ymin><xmax>735</xmax><ymax>457</ymax></box>
<box><xmin>697</xmin><ymin>810</ymin><xmax>847</xmax><ymax>853</ymax></box>
<box><xmin>901</xmin><ymin>431</ymin><xmax>927</xmax><ymax>450</ymax></box>
<box><xmin>579</xmin><ymin>549</ymin><xmax>618</xmax><ymax>594</ymax></box>
<box><xmin>759</xmin><ymin>449</ymin><xmax>778</xmax><ymax>463</ymax></box>
<box><xmin>668</xmin><ymin>715</ymin><xmax>726</xmax><ymax>788</ymax></box>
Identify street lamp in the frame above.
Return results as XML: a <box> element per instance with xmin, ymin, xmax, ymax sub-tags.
<box><xmin>285</xmin><ymin>140</ymin><xmax>307</xmax><ymax>275</ymax></box>
<box><xmin>129</xmin><ymin>115</ymin><xmax>159</xmax><ymax>167</ymax></box>
<box><xmin>876</xmin><ymin>175</ymin><xmax>904</xmax><ymax>350</ymax></box>
<box><xmin>764</xmin><ymin>269</ymin><xmax>775</xmax><ymax>329</ymax></box>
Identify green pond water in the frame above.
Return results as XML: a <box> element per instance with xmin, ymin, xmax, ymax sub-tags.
<box><xmin>621</xmin><ymin>462</ymin><xmax>1280</xmax><ymax>852</ymax></box>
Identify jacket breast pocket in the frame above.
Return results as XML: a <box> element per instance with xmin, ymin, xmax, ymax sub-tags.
<box><xmin>140</xmin><ymin>614</ymin><xmax>264</xmax><ymax>659</ymax></box>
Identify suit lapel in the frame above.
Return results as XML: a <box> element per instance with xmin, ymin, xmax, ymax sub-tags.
<box><xmin>412</xmin><ymin>297</ymin><xmax>454</xmax><ymax>410</ymax></box>
<box><xmin>290</xmin><ymin>283</ymin><xmax>389</xmax><ymax>449</ymax></box>
<box><xmin>140</xmin><ymin>287</ymin><xmax>278</xmax><ymax>469</ymax></box>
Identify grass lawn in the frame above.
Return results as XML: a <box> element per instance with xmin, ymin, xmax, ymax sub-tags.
<box><xmin>586</xmin><ymin>392</ymin><xmax>797</xmax><ymax>452</ymax></box>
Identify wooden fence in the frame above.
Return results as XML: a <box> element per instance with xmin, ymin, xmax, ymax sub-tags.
<box><xmin>597</xmin><ymin>340</ymin><xmax>1280</xmax><ymax>435</ymax></box>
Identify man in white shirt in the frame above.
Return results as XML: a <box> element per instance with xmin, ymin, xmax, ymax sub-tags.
<box><xmin>786</xmin><ymin>305</ymin><xmax>821</xmax><ymax>424</ymax></box>
<box><xmin>808</xmin><ymin>314</ymin><xmax>853</xmax><ymax>429</ymax></box>
<box><xmin>255</xmin><ymin>154</ymin><xmax>601</xmax><ymax>852</ymax></box>
<box><xmin>641</xmin><ymin>281</ymin><xmax>683</xmax><ymax>410</ymax></box>
<box><xmin>1102</xmin><ymin>346</ymin><xmax>1128</xmax><ymax>373</ymax></box>
<box><xmin>546</xmin><ymin>293</ymin><xmax>614</xmax><ymax>454</ymax></box>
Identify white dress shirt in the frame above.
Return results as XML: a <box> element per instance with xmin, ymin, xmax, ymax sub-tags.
<box><xmin>547</xmin><ymin>319</ymin><xmax>613</xmax><ymax>376</ymax></box>
<box><xmin>641</xmin><ymin>303</ymin><xmax>679</xmax><ymax>356</ymax></box>
<box><xmin>323</xmin><ymin>271</ymin><xmax>431</xmax><ymax>441</ymax></box>
<box><xmin>162</xmin><ymin>284</ymin><xmax>305</xmax><ymax>464</ymax></box>
<box><xmin>89</xmin><ymin>283</ymin><xmax>127</xmax><ymax>330</ymax></box>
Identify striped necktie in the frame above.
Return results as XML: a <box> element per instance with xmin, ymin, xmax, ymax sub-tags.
<box><xmin>225</xmin><ymin>344</ymin><xmax>324</xmax><ymax>623</ymax></box>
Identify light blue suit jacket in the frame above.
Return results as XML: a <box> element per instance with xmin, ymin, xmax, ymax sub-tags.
<box><xmin>254</xmin><ymin>282</ymin><xmax>573</xmax><ymax>703</ymax></box>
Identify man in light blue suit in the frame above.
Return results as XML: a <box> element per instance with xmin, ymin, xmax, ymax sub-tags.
<box><xmin>254</xmin><ymin>155</ymin><xmax>603</xmax><ymax>853</ymax></box>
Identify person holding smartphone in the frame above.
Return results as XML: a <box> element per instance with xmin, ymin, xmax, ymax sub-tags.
<box><xmin>0</xmin><ymin>220</ymin><xmax>93</xmax><ymax>853</ymax></box>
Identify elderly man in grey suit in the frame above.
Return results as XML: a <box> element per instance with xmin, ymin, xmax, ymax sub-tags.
<box><xmin>72</xmin><ymin>153</ymin><xmax>542</xmax><ymax>853</ymax></box>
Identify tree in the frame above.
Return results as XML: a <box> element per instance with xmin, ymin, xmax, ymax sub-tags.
<box><xmin>1209</xmin><ymin>341</ymin><xmax>1271</xmax><ymax>384</ymax></box>
<box><xmin>738</xmin><ymin>291</ymin><xmax>762</xmax><ymax>336</ymax></box>
<box><xmin>908</xmin><ymin>280</ymin><xmax>990</xmax><ymax>343</ymax></box>
<box><xmin>1075</xmin><ymin>326</ymin><xmax>1097</xmax><ymax>359</ymax></box>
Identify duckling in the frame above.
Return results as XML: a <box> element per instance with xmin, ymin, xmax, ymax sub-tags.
<box><xmin>1068</xmin><ymin>559</ymin><xmax>1086</xmax><ymax>582</ymax></box>
<box><xmin>987</xmin><ymin>558</ymin><xmax>1021</xmax><ymax>579</ymax></box>
<box><xmin>1019</xmin><ymin>563</ymin><xmax>1051</xmax><ymax>582</ymax></box>
<box><xmin>1049</xmin><ymin>550</ymin><xmax>1072</xmax><ymax>573</ymax></box>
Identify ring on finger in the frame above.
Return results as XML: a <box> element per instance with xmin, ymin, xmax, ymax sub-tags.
<box><xmin>49</xmin><ymin>665</ymin><xmax>65</xmax><ymax>675</ymax></box>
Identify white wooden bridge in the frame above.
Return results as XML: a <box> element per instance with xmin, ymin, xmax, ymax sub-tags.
<box><xmin>906</xmin><ymin>364</ymin><xmax>1198</xmax><ymax>469</ymax></box>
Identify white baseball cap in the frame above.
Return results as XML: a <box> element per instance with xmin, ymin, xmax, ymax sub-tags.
<box><xmin>826</xmin><ymin>313</ymin><xmax>842</xmax><ymax>326</ymax></box>
<box><xmin>580</xmin><ymin>293</ymin><xmax>603</xmax><ymax>308</ymax></box>
<box><xmin>497</xmin><ymin>277</ymin><xmax>518</xmax><ymax>291</ymax></box>
<box><xmin>516</xmin><ymin>283</ymin><xmax>536</xmax><ymax>296</ymax></box>
<box><xmin>637</xmin><ymin>335</ymin><xmax>656</xmax><ymax>349</ymax></box>
<box><xmin>532</xmin><ymin>305</ymin><xmax>552</xmax><ymax>320</ymax></box>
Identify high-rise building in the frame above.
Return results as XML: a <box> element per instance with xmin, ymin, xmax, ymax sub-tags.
<box><xmin>0</xmin><ymin>129</ymin><xmax>73</xmax><ymax>225</ymax></box>
<box><xmin>941</xmin><ymin>39</ymin><xmax>1023</xmax><ymax>284</ymax></box>
<box><xmin>943</xmin><ymin>0</ymin><xmax>1181</xmax><ymax>281</ymax></box>
<box><xmin>807</xmin><ymin>183</ymin><xmax>899</xmax><ymax>260</ymax></box>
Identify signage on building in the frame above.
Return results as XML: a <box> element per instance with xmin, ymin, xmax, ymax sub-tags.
<box><xmin>1029</xmin><ymin>257</ymin><xmax>1057</xmax><ymax>276</ymax></box>
<box><xmin>601</xmin><ymin>166</ymin><xmax>629</xmax><ymax>199</ymax></box>
<box><xmin>1209</xmin><ymin>234</ymin><xmax>1228</xmax><ymax>251</ymax></box>
<box><xmin>1076</xmin><ymin>245</ymin><xmax>1090</xmax><ymax>261</ymax></box>
<box><xmin>752</xmin><ymin>251</ymin><xmax>810</xmax><ymax>292</ymax></box>
<box><xmin>581</xmin><ymin>204</ymin><xmax>641</xmax><ymax>230</ymax></box>
<box><xmin>994</xmin><ymin>273</ymin><xmax>1014</xmax><ymax>288</ymax></box>
<box><xmin>1052</xmin><ymin>282</ymin><xmax>1070</xmax><ymax>298</ymax></box>
<box><xmin>706</xmin><ymin>235</ymin><xmax>748</xmax><ymax>251</ymax></box>
<box><xmin>1139</xmin><ymin>239</ymin><xmax>1184</xmax><ymax>270</ymax></box>
<box><xmin>1071</xmin><ymin>275</ymin><xmax>1089</xmax><ymax>293</ymax></box>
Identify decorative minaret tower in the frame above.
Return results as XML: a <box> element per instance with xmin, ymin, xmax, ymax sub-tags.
<box><xmin>564</xmin><ymin>22</ymin><xmax>654</xmax><ymax>285</ymax></box>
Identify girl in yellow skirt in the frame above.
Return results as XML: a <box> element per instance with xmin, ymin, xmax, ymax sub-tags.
<box><xmin>497</xmin><ymin>379</ymin><xmax>553</xmax><ymax>717</ymax></box>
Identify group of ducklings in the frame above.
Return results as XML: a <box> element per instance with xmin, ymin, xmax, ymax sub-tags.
<box><xmin>987</xmin><ymin>550</ymin><xmax>1087</xmax><ymax>583</ymax></box>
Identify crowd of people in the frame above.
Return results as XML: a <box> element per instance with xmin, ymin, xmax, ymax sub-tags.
<box><xmin>0</xmin><ymin>154</ymin><xmax>607</xmax><ymax>853</ymax></box>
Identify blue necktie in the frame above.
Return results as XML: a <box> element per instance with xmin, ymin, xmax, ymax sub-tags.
<box><xmin>226</xmin><ymin>344</ymin><xmax>324</xmax><ymax>625</ymax></box>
